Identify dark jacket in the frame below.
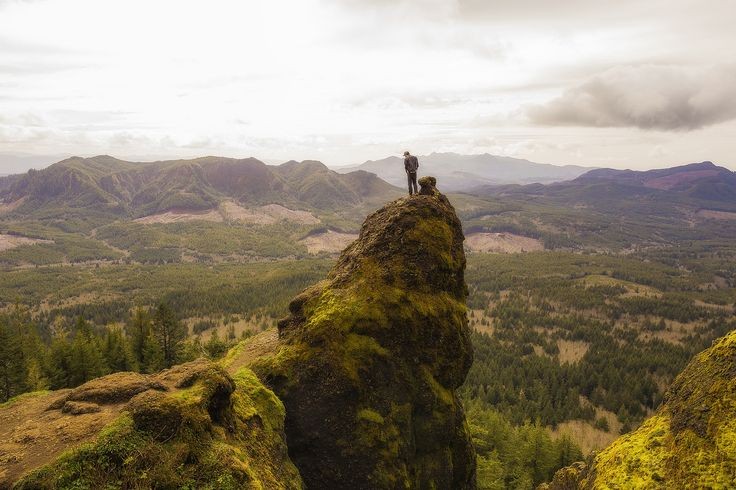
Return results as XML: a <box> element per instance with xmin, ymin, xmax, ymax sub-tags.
<box><xmin>404</xmin><ymin>155</ymin><xmax>419</xmax><ymax>173</ymax></box>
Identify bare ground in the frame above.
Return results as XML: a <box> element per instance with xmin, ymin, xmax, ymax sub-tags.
<box><xmin>696</xmin><ymin>209</ymin><xmax>736</xmax><ymax>220</ymax></box>
<box><xmin>0</xmin><ymin>361</ymin><xmax>225</xmax><ymax>487</ymax></box>
<box><xmin>557</xmin><ymin>339</ymin><xmax>590</xmax><ymax>364</ymax></box>
<box><xmin>0</xmin><ymin>391</ymin><xmax>122</xmax><ymax>487</ymax></box>
<box><xmin>0</xmin><ymin>234</ymin><xmax>52</xmax><ymax>252</ymax></box>
<box><xmin>464</xmin><ymin>232</ymin><xmax>544</xmax><ymax>253</ymax></box>
<box><xmin>221</xmin><ymin>202</ymin><xmax>320</xmax><ymax>225</ymax></box>
<box><xmin>300</xmin><ymin>230</ymin><xmax>358</xmax><ymax>254</ymax></box>
<box><xmin>134</xmin><ymin>208</ymin><xmax>224</xmax><ymax>224</ymax></box>
<box><xmin>0</xmin><ymin>198</ymin><xmax>26</xmax><ymax>215</ymax></box>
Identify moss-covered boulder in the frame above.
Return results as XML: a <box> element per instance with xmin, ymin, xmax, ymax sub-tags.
<box><xmin>544</xmin><ymin>330</ymin><xmax>736</xmax><ymax>489</ymax></box>
<box><xmin>253</xmin><ymin>181</ymin><xmax>476</xmax><ymax>489</ymax></box>
<box><xmin>13</xmin><ymin>359</ymin><xmax>302</xmax><ymax>489</ymax></box>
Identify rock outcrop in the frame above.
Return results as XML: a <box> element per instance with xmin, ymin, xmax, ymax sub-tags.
<box><xmin>0</xmin><ymin>177</ymin><xmax>476</xmax><ymax>489</ymax></box>
<box><xmin>252</xmin><ymin>179</ymin><xmax>476</xmax><ymax>489</ymax></box>
<box><xmin>544</xmin><ymin>330</ymin><xmax>736</xmax><ymax>489</ymax></box>
<box><xmin>2</xmin><ymin>359</ymin><xmax>302</xmax><ymax>489</ymax></box>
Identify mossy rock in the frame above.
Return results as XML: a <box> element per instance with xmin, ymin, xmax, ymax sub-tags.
<box><xmin>253</xmin><ymin>186</ymin><xmax>476</xmax><ymax>489</ymax></box>
<box><xmin>546</xmin><ymin>330</ymin><xmax>736</xmax><ymax>489</ymax></box>
<box><xmin>15</xmin><ymin>361</ymin><xmax>303</xmax><ymax>489</ymax></box>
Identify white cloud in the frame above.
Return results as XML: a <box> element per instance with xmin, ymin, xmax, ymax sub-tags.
<box><xmin>528</xmin><ymin>65</ymin><xmax>736</xmax><ymax>131</ymax></box>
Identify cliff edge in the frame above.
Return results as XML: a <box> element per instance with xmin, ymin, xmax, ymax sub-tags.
<box><xmin>252</xmin><ymin>176</ymin><xmax>476</xmax><ymax>489</ymax></box>
<box><xmin>544</xmin><ymin>329</ymin><xmax>736</xmax><ymax>489</ymax></box>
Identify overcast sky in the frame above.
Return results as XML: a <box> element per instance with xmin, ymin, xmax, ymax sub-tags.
<box><xmin>0</xmin><ymin>0</ymin><xmax>734</xmax><ymax>172</ymax></box>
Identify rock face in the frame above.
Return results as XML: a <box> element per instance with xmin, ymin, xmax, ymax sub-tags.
<box><xmin>253</xmin><ymin>179</ymin><xmax>476</xmax><ymax>489</ymax></box>
<box><xmin>544</xmin><ymin>330</ymin><xmax>736</xmax><ymax>489</ymax></box>
<box><xmin>5</xmin><ymin>359</ymin><xmax>302</xmax><ymax>489</ymax></box>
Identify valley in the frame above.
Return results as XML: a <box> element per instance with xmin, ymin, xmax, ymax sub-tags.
<box><xmin>1</xmin><ymin>156</ymin><xmax>735</xmax><ymax>488</ymax></box>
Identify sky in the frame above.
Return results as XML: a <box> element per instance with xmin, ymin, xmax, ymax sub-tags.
<box><xmin>0</xmin><ymin>0</ymin><xmax>735</xmax><ymax>173</ymax></box>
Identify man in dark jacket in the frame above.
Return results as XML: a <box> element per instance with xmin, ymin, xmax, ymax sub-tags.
<box><xmin>404</xmin><ymin>151</ymin><xmax>419</xmax><ymax>196</ymax></box>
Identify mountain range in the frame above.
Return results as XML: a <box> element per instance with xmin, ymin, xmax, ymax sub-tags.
<box><xmin>0</xmin><ymin>155</ymin><xmax>401</xmax><ymax>218</ymax></box>
<box><xmin>335</xmin><ymin>152</ymin><xmax>592</xmax><ymax>191</ymax></box>
<box><xmin>473</xmin><ymin>161</ymin><xmax>736</xmax><ymax>209</ymax></box>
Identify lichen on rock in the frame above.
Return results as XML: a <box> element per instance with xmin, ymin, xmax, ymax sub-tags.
<box><xmin>253</xmin><ymin>178</ymin><xmax>476</xmax><ymax>489</ymax></box>
<box><xmin>544</xmin><ymin>330</ymin><xmax>736</xmax><ymax>489</ymax></box>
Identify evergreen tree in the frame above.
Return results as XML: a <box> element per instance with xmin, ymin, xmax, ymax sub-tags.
<box><xmin>103</xmin><ymin>329</ymin><xmax>134</xmax><ymax>373</ymax></box>
<box><xmin>48</xmin><ymin>336</ymin><xmax>73</xmax><ymax>389</ymax></box>
<box><xmin>0</xmin><ymin>323</ymin><xmax>25</xmax><ymax>401</ymax></box>
<box><xmin>205</xmin><ymin>330</ymin><xmax>228</xmax><ymax>359</ymax></box>
<box><xmin>128</xmin><ymin>308</ymin><xmax>151</xmax><ymax>367</ymax></box>
<box><xmin>142</xmin><ymin>333</ymin><xmax>165</xmax><ymax>373</ymax></box>
<box><xmin>151</xmin><ymin>303</ymin><xmax>187</xmax><ymax>368</ymax></box>
<box><xmin>68</xmin><ymin>317</ymin><xmax>105</xmax><ymax>386</ymax></box>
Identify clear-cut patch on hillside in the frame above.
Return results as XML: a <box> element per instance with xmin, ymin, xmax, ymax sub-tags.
<box><xmin>299</xmin><ymin>229</ymin><xmax>357</xmax><ymax>254</ymax></box>
<box><xmin>221</xmin><ymin>202</ymin><xmax>320</xmax><ymax>225</ymax></box>
<box><xmin>0</xmin><ymin>234</ymin><xmax>52</xmax><ymax>251</ymax></box>
<box><xmin>696</xmin><ymin>209</ymin><xmax>736</xmax><ymax>220</ymax></box>
<box><xmin>133</xmin><ymin>208</ymin><xmax>224</xmax><ymax>224</ymax></box>
<box><xmin>464</xmin><ymin>232</ymin><xmax>544</xmax><ymax>253</ymax></box>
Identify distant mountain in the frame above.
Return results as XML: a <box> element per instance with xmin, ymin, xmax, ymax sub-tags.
<box><xmin>473</xmin><ymin>161</ymin><xmax>736</xmax><ymax>207</ymax></box>
<box><xmin>574</xmin><ymin>161</ymin><xmax>736</xmax><ymax>201</ymax></box>
<box><xmin>464</xmin><ymin>161</ymin><xmax>736</xmax><ymax>251</ymax></box>
<box><xmin>335</xmin><ymin>152</ymin><xmax>592</xmax><ymax>191</ymax></box>
<box><xmin>0</xmin><ymin>155</ymin><xmax>402</xmax><ymax>218</ymax></box>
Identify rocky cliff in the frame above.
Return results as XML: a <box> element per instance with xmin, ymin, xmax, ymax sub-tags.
<box><xmin>544</xmin><ymin>329</ymin><xmax>736</xmax><ymax>489</ymax></box>
<box><xmin>251</xmin><ymin>176</ymin><xmax>476</xmax><ymax>489</ymax></box>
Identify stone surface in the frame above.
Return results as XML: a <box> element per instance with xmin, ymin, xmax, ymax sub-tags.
<box><xmin>254</xmin><ymin>182</ymin><xmax>476</xmax><ymax>489</ymax></box>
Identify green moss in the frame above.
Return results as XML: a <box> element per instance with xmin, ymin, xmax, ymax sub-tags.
<box><xmin>16</xmin><ymin>364</ymin><xmax>302</xmax><ymax>489</ymax></box>
<box><xmin>406</xmin><ymin>217</ymin><xmax>455</xmax><ymax>268</ymax></box>
<box><xmin>583</xmin><ymin>331</ymin><xmax>736</xmax><ymax>489</ymax></box>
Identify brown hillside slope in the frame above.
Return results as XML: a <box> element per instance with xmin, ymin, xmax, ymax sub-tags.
<box><xmin>543</xmin><ymin>329</ymin><xmax>736</xmax><ymax>489</ymax></box>
<box><xmin>247</xmin><ymin>176</ymin><xmax>477</xmax><ymax>489</ymax></box>
<box><xmin>1</xmin><ymin>359</ymin><xmax>302</xmax><ymax>489</ymax></box>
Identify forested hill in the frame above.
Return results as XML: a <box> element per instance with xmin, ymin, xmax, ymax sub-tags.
<box><xmin>0</xmin><ymin>155</ymin><xmax>401</xmax><ymax>218</ymax></box>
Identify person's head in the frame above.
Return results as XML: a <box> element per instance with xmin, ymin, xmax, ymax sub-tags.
<box><xmin>403</xmin><ymin>151</ymin><xmax>410</xmax><ymax>157</ymax></box>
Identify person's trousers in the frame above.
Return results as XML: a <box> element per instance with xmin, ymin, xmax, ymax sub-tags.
<box><xmin>407</xmin><ymin>171</ymin><xmax>418</xmax><ymax>195</ymax></box>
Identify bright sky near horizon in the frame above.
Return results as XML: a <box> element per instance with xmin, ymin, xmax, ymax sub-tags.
<box><xmin>0</xmin><ymin>0</ymin><xmax>735</xmax><ymax>173</ymax></box>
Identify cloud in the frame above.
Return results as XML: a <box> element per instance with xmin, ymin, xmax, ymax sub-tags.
<box><xmin>528</xmin><ymin>64</ymin><xmax>736</xmax><ymax>131</ymax></box>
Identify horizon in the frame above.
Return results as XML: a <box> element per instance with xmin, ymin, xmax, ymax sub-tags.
<box><xmin>0</xmin><ymin>151</ymin><xmax>733</xmax><ymax>177</ymax></box>
<box><xmin>1</xmin><ymin>0</ymin><xmax>735</xmax><ymax>173</ymax></box>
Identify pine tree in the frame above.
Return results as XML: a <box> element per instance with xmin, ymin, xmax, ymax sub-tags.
<box><xmin>25</xmin><ymin>358</ymin><xmax>49</xmax><ymax>392</ymax></box>
<box><xmin>142</xmin><ymin>333</ymin><xmax>165</xmax><ymax>374</ymax></box>
<box><xmin>103</xmin><ymin>329</ymin><xmax>134</xmax><ymax>373</ymax></box>
<box><xmin>151</xmin><ymin>303</ymin><xmax>187</xmax><ymax>368</ymax></box>
<box><xmin>206</xmin><ymin>329</ymin><xmax>228</xmax><ymax>359</ymax></box>
<box><xmin>68</xmin><ymin>317</ymin><xmax>105</xmax><ymax>387</ymax></box>
<box><xmin>0</xmin><ymin>323</ymin><xmax>25</xmax><ymax>401</ymax></box>
<box><xmin>48</xmin><ymin>336</ymin><xmax>73</xmax><ymax>389</ymax></box>
<box><xmin>128</xmin><ymin>308</ymin><xmax>151</xmax><ymax>367</ymax></box>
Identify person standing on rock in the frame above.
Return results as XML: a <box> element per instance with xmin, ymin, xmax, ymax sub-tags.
<box><xmin>404</xmin><ymin>151</ymin><xmax>419</xmax><ymax>196</ymax></box>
